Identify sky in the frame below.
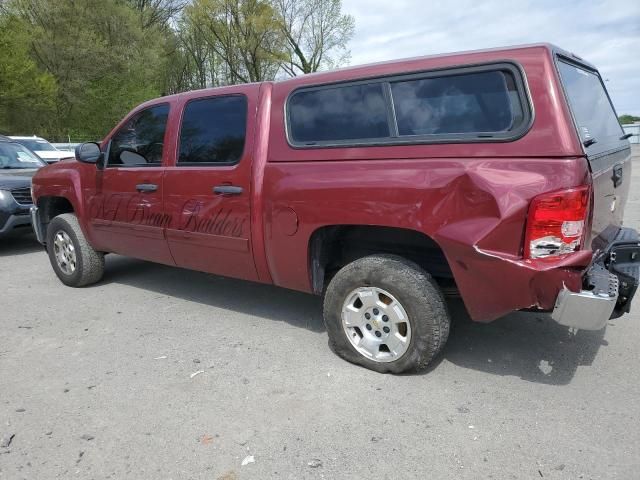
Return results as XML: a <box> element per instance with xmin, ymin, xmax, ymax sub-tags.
<box><xmin>342</xmin><ymin>0</ymin><xmax>640</xmax><ymax>116</ymax></box>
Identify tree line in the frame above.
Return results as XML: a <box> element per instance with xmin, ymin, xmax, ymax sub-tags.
<box><xmin>0</xmin><ymin>0</ymin><xmax>354</xmax><ymax>141</ymax></box>
<box><xmin>619</xmin><ymin>114</ymin><xmax>640</xmax><ymax>125</ymax></box>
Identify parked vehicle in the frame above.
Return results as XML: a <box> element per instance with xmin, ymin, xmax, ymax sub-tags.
<box><xmin>10</xmin><ymin>136</ymin><xmax>74</xmax><ymax>163</ymax></box>
<box><xmin>0</xmin><ymin>139</ymin><xmax>48</xmax><ymax>237</ymax></box>
<box><xmin>30</xmin><ymin>44</ymin><xmax>639</xmax><ymax>373</ymax></box>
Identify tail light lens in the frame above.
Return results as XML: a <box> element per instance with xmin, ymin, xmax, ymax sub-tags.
<box><xmin>524</xmin><ymin>185</ymin><xmax>591</xmax><ymax>259</ymax></box>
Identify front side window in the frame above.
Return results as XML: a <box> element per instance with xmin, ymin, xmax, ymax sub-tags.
<box><xmin>390</xmin><ymin>70</ymin><xmax>522</xmax><ymax>136</ymax></box>
<box><xmin>557</xmin><ymin>60</ymin><xmax>625</xmax><ymax>155</ymax></box>
<box><xmin>178</xmin><ymin>95</ymin><xmax>247</xmax><ymax>165</ymax></box>
<box><xmin>107</xmin><ymin>104</ymin><xmax>169</xmax><ymax>167</ymax></box>
<box><xmin>287</xmin><ymin>83</ymin><xmax>389</xmax><ymax>145</ymax></box>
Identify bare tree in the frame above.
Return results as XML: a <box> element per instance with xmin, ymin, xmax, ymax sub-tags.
<box><xmin>186</xmin><ymin>0</ymin><xmax>285</xmax><ymax>84</ymax></box>
<box><xmin>127</xmin><ymin>0</ymin><xmax>187</xmax><ymax>29</ymax></box>
<box><xmin>273</xmin><ymin>0</ymin><xmax>354</xmax><ymax>76</ymax></box>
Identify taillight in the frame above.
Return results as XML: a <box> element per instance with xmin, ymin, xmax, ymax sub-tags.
<box><xmin>524</xmin><ymin>185</ymin><xmax>591</xmax><ymax>259</ymax></box>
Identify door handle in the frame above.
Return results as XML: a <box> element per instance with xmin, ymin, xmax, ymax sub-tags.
<box><xmin>136</xmin><ymin>183</ymin><xmax>158</xmax><ymax>193</ymax></box>
<box><xmin>213</xmin><ymin>185</ymin><xmax>243</xmax><ymax>196</ymax></box>
<box><xmin>612</xmin><ymin>164</ymin><xmax>623</xmax><ymax>188</ymax></box>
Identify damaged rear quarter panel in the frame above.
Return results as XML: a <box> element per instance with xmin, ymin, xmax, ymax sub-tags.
<box><xmin>263</xmin><ymin>156</ymin><xmax>591</xmax><ymax>322</ymax></box>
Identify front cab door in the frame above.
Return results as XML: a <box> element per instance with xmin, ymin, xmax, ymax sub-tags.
<box><xmin>86</xmin><ymin>103</ymin><xmax>174</xmax><ymax>265</ymax></box>
<box><xmin>163</xmin><ymin>87</ymin><xmax>259</xmax><ymax>281</ymax></box>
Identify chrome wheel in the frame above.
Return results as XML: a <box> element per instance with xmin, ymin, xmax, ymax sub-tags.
<box><xmin>52</xmin><ymin>230</ymin><xmax>76</xmax><ymax>275</ymax></box>
<box><xmin>341</xmin><ymin>287</ymin><xmax>412</xmax><ymax>363</ymax></box>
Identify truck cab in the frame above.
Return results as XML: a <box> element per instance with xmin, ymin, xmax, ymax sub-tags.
<box><xmin>30</xmin><ymin>44</ymin><xmax>639</xmax><ymax>373</ymax></box>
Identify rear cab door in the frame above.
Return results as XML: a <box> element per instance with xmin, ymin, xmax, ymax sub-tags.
<box><xmin>555</xmin><ymin>55</ymin><xmax>632</xmax><ymax>250</ymax></box>
<box><xmin>162</xmin><ymin>85</ymin><xmax>260</xmax><ymax>281</ymax></box>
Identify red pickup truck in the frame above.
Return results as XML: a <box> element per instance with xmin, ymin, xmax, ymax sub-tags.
<box><xmin>30</xmin><ymin>44</ymin><xmax>639</xmax><ymax>373</ymax></box>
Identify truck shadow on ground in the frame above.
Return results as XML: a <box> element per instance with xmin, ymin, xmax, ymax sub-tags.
<box><xmin>104</xmin><ymin>255</ymin><xmax>326</xmax><ymax>333</ymax></box>
<box><xmin>0</xmin><ymin>232</ymin><xmax>42</xmax><ymax>257</ymax></box>
<box><xmin>438</xmin><ymin>300</ymin><xmax>609</xmax><ymax>385</ymax></box>
<box><xmin>104</xmin><ymin>255</ymin><xmax>609</xmax><ymax>386</ymax></box>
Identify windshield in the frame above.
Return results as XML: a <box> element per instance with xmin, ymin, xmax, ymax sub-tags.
<box><xmin>0</xmin><ymin>142</ymin><xmax>47</xmax><ymax>169</ymax></box>
<box><xmin>13</xmin><ymin>138</ymin><xmax>58</xmax><ymax>152</ymax></box>
<box><xmin>557</xmin><ymin>59</ymin><xmax>626</xmax><ymax>156</ymax></box>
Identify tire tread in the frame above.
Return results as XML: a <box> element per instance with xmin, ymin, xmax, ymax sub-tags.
<box><xmin>323</xmin><ymin>254</ymin><xmax>451</xmax><ymax>373</ymax></box>
<box><xmin>47</xmin><ymin>213</ymin><xmax>104</xmax><ymax>287</ymax></box>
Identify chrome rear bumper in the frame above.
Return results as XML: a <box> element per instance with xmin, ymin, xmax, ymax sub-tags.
<box><xmin>552</xmin><ymin>227</ymin><xmax>640</xmax><ymax>330</ymax></box>
<box><xmin>552</xmin><ymin>271</ymin><xmax>618</xmax><ymax>330</ymax></box>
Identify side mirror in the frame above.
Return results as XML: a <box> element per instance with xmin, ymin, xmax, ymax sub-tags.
<box><xmin>75</xmin><ymin>142</ymin><xmax>103</xmax><ymax>166</ymax></box>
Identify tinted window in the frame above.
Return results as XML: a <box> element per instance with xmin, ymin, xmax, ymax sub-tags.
<box><xmin>13</xmin><ymin>139</ymin><xmax>58</xmax><ymax>152</ymax></box>
<box><xmin>108</xmin><ymin>104</ymin><xmax>169</xmax><ymax>167</ymax></box>
<box><xmin>288</xmin><ymin>83</ymin><xmax>389</xmax><ymax>144</ymax></box>
<box><xmin>0</xmin><ymin>143</ymin><xmax>47</xmax><ymax>169</ymax></box>
<box><xmin>179</xmin><ymin>96</ymin><xmax>247</xmax><ymax>164</ymax></box>
<box><xmin>557</xmin><ymin>60</ymin><xmax>624</xmax><ymax>155</ymax></box>
<box><xmin>391</xmin><ymin>70</ymin><xmax>521</xmax><ymax>136</ymax></box>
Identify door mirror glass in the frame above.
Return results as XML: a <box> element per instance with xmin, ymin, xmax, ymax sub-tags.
<box><xmin>75</xmin><ymin>142</ymin><xmax>102</xmax><ymax>164</ymax></box>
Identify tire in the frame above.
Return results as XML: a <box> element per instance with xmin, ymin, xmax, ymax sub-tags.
<box><xmin>46</xmin><ymin>213</ymin><xmax>104</xmax><ymax>287</ymax></box>
<box><xmin>323</xmin><ymin>254</ymin><xmax>450</xmax><ymax>373</ymax></box>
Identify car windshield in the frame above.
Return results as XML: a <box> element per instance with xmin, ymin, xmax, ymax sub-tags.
<box><xmin>0</xmin><ymin>142</ymin><xmax>47</xmax><ymax>169</ymax></box>
<box><xmin>14</xmin><ymin>138</ymin><xmax>58</xmax><ymax>152</ymax></box>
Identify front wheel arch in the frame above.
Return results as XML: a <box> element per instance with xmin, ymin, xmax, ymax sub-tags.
<box><xmin>37</xmin><ymin>196</ymin><xmax>76</xmax><ymax>245</ymax></box>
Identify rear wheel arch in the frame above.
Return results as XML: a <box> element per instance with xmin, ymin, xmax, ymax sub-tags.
<box><xmin>308</xmin><ymin>225</ymin><xmax>455</xmax><ymax>295</ymax></box>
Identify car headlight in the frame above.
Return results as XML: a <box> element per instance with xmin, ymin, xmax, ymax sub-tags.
<box><xmin>0</xmin><ymin>189</ymin><xmax>11</xmax><ymax>207</ymax></box>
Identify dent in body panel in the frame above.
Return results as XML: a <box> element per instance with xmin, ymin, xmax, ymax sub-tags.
<box><xmin>263</xmin><ymin>156</ymin><xmax>591</xmax><ymax>322</ymax></box>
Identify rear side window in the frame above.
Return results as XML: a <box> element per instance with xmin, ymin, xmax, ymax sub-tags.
<box><xmin>391</xmin><ymin>70</ymin><xmax>522</xmax><ymax>136</ymax></box>
<box><xmin>178</xmin><ymin>95</ymin><xmax>247</xmax><ymax>165</ymax></box>
<box><xmin>286</xmin><ymin>64</ymin><xmax>530</xmax><ymax>147</ymax></box>
<box><xmin>557</xmin><ymin>60</ymin><xmax>625</xmax><ymax>155</ymax></box>
<box><xmin>108</xmin><ymin>104</ymin><xmax>169</xmax><ymax>167</ymax></box>
<box><xmin>287</xmin><ymin>83</ymin><xmax>389</xmax><ymax>144</ymax></box>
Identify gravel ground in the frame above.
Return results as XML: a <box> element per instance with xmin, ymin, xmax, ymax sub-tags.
<box><xmin>1</xmin><ymin>147</ymin><xmax>639</xmax><ymax>479</ymax></box>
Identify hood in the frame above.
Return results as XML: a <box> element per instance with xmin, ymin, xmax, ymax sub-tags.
<box><xmin>0</xmin><ymin>170</ymin><xmax>36</xmax><ymax>190</ymax></box>
<box><xmin>36</xmin><ymin>150</ymin><xmax>74</xmax><ymax>161</ymax></box>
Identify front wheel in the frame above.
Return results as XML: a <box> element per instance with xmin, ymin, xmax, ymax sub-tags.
<box><xmin>46</xmin><ymin>213</ymin><xmax>104</xmax><ymax>287</ymax></box>
<box><xmin>323</xmin><ymin>254</ymin><xmax>450</xmax><ymax>373</ymax></box>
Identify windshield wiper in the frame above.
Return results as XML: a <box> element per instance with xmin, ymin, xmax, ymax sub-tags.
<box><xmin>620</xmin><ymin>133</ymin><xmax>634</xmax><ymax>140</ymax></box>
<box><xmin>583</xmin><ymin>137</ymin><xmax>598</xmax><ymax>148</ymax></box>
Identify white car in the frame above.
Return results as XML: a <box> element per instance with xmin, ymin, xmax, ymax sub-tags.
<box><xmin>9</xmin><ymin>136</ymin><xmax>74</xmax><ymax>163</ymax></box>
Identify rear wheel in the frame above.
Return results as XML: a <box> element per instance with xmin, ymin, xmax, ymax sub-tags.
<box><xmin>46</xmin><ymin>213</ymin><xmax>104</xmax><ymax>287</ymax></box>
<box><xmin>323</xmin><ymin>254</ymin><xmax>450</xmax><ymax>373</ymax></box>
